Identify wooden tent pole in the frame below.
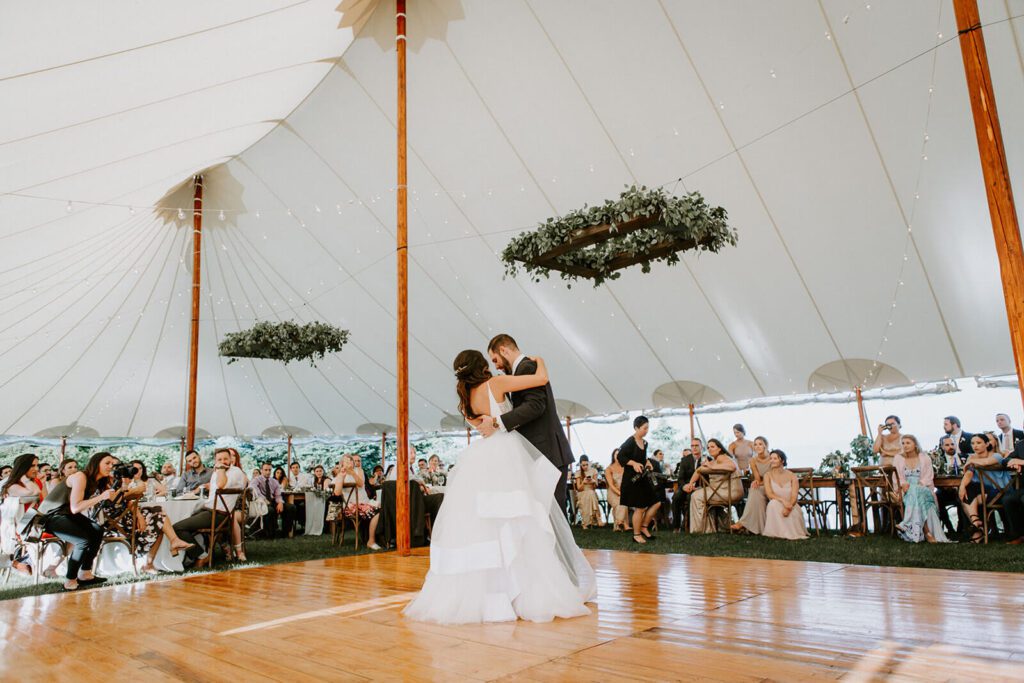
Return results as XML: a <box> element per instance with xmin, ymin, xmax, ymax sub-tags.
<box><xmin>953</xmin><ymin>0</ymin><xmax>1024</xmax><ymax>413</ymax></box>
<box><xmin>466</xmin><ymin>427</ymin><xmax>471</xmax><ymax>445</ymax></box>
<box><xmin>60</xmin><ymin>435</ymin><xmax>67</xmax><ymax>458</ymax></box>
<box><xmin>185</xmin><ymin>175</ymin><xmax>204</xmax><ymax>452</ymax></box>
<box><xmin>688</xmin><ymin>403</ymin><xmax>695</xmax><ymax>444</ymax></box>
<box><xmin>178</xmin><ymin>436</ymin><xmax>185</xmax><ymax>473</ymax></box>
<box><xmin>395</xmin><ymin>0</ymin><xmax>411</xmax><ymax>556</ymax></box>
<box><xmin>855</xmin><ymin>386</ymin><xmax>868</xmax><ymax>436</ymax></box>
<box><xmin>565</xmin><ymin>416</ymin><xmax>571</xmax><ymax>446</ymax></box>
<box><xmin>286</xmin><ymin>434</ymin><xmax>293</xmax><ymax>477</ymax></box>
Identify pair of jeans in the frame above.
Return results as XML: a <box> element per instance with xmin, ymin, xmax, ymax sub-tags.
<box><xmin>44</xmin><ymin>513</ymin><xmax>103</xmax><ymax>580</ymax></box>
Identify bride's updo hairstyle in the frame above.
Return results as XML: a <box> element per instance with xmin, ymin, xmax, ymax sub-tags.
<box><xmin>454</xmin><ymin>349</ymin><xmax>492</xmax><ymax>420</ymax></box>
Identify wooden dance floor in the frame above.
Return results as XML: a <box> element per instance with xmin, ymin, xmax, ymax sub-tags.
<box><xmin>1</xmin><ymin>548</ymin><xmax>1021</xmax><ymax>681</ymax></box>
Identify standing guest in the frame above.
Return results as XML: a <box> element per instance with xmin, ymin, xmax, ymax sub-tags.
<box><xmin>671</xmin><ymin>447</ymin><xmax>697</xmax><ymax>533</ymax></box>
<box><xmin>288</xmin><ymin>462</ymin><xmax>313</xmax><ymax>489</ymax></box>
<box><xmin>159</xmin><ymin>463</ymin><xmax>179</xmax><ymax>492</ymax></box>
<box><xmin>172</xmin><ymin>449</ymin><xmax>247</xmax><ymax>567</ymax></box>
<box><xmin>683</xmin><ymin>439</ymin><xmax>739</xmax><ymax>534</ymax></box>
<box><xmin>732</xmin><ymin>436</ymin><xmax>772</xmax><ymax>534</ymax></box>
<box><xmin>934</xmin><ymin>436</ymin><xmax>964</xmax><ymax>537</ymax></box>
<box><xmin>248</xmin><ymin>462</ymin><xmax>295</xmax><ymax>539</ymax></box>
<box><xmin>944</xmin><ymin>416</ymin><xmax>973</xmax><ymax>457</ymax></box>
<box><xmin>1002</xmin><ymin>444</ymin><xmax>1024</xmax><ymax>544</ymax></box>
<box><xmin>892</xmin><ymin>434</ymin><xmax>946</xmax><ymax>543</ymax></box>
<box><xmin>728</xmin><ymin>424</ymin><xmax>755</xmax><ymax>473</ymax></box>
<box><xmin>995</xmin><ymin>413</ymin><xmax>1024</xmax><ymax>455</ymax></box>
<box><xmin>1</xmin><ymin>453</ymin><xmax>46</xmax><ymax>576</ymax></box>
<box><xmin>173</xmin><ymin>450</ymin><xmax>210</xmax><ymax>496</ymax></box>
<box><xmin>606</xmin><ymin>450</ymin><xmax>629</xmax><ymax>532</ymax></box>
<box><xmin>616</xmin><ymin>416</ymin><xmax>661</xmax><ymax>544</ymax></box>
<box><xmin>872</xmin><ymin>416</ymin><xmax>903</xmax><ymax>467</ymax></box>
<box><xmin>763</xmin><ymin>450</ymin><xmax>808</xmax><ymax>540</ymax></box>
<box><xmin>958</xmin><ymin>434</ymin><xmax>1010</xmax><ymax>543</ymax></box>
<box><xmin>38</xmin><ymin>452</ymin><xmax>115</xmax><ymax>591</ymax></box>
<box><xmin>573</xmin><ymin>456</ymin><xmax>603</xmax><ymax>529</ymax></box>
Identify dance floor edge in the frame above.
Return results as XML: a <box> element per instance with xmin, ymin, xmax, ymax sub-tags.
<box><xmin>1</xmin><ymin>548</ymin><xmax>1020</xmax><ymax>682</ymax></box>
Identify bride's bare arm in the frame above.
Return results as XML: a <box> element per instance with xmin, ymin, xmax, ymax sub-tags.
<box><xmin>489</xmin><ymin>356</ymin><xmax>548</xmax><ymax>395</ymax></box>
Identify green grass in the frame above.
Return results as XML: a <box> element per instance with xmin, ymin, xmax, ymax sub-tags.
<box><xmin>571</xmin><ymin>527</ymin><xmax>1024</xmax><ymax>574</ymax></box>
<box><xmin>0</xmin><ymin>533</ymin><xmax>372</xmax><ymax>602</ymax></box>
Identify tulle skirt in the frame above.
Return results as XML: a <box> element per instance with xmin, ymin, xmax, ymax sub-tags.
<box><xmin>403</xmin><ymin>431</ymin><xmax>596</xmax><ymax>624</ymax></box>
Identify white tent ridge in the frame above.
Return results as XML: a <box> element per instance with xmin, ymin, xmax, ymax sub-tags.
<box><xmin>2</xmin><ymin>1</ymin><xmax>1023</xmax><ymax>438</ymax></box>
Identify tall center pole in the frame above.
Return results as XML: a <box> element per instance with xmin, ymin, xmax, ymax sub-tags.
<box><xmin>186</xmin><ymin>175</ymin><xmax>204</xmax><ymax>452</ymax></box>
<box><xmin>395</xmin><ymin>0</ymin><xmax>411</xmax><ymax>556</ymax></box>
<box><xmin>855</xmin><ymin>386</ymin><xmax>868</xmax><ymax>436</ymax></box>
<box><xmin>688</xmin><ymin>403</ymin><xmax>695</xmax><ymax>444</ymax></box>
<box><xmin>953</xmin><ymin>0</ymin><xmax>1024</xmax><ymax>413</ymax></box>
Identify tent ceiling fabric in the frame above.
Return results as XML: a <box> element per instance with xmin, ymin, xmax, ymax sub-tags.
<box><xmin>2</xmin><ymin>1</ymin><xmax>1023</xmax><ymax>437</ymax></box>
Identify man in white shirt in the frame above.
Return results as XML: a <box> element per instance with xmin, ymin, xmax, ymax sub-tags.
<box><xmin>172</xmin><ymin>448</ymin><xmax>247</xmax><ymax>567</ymax></box>
<box><xmin>288</xmin><ymin>462</ymin><xmax>314</xmax><ymax>489</ymax></box>
<box><xmin>995</xmin><ymin>413</ymin><xmax>1024</xmax><ymax>455</ymax></box>
<box><xmin>159</xmin><ymin>462</ymin><xmax>180</xmax><ymax>492</ymax></box>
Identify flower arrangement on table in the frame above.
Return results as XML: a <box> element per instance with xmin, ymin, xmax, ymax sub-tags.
<box><xmin>218</xmin><ymin>320</ymin><xmax>349</xmax><ymax>366</ymax></box>
<box><xmin>501</xmin><ymin>185</ymin><xmax>736</xmax><ymax>287</ymax></box>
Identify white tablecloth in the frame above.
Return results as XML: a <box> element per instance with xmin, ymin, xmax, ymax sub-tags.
<box><xmin>122</xmin><ymin>497</ymin><xmax>205</xmax><ymax>573</ymax></box>
<box><xmin>303</xmin><ymin>493</ymin><xmax>325</xmax><ymax>536</ymax></box>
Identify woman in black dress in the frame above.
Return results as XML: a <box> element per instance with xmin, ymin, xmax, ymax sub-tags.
<box><xmin>616</xmin><ymin>415</ymin><xmax>661</xmax><ymax>544</ymax></box>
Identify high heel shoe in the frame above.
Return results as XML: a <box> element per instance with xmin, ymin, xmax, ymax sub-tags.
<box><xmin>632</xmin><ymin>534</ymin><xmax>646</xmax><ymax>544</ymax></box>
<box><xmin>233</xmin><ymin>544</ymin><xmax>247</xmax><ymax>562</ymax></box>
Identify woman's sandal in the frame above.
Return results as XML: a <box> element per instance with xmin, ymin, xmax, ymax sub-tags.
<box><xmin>169</xmin><ymin>541</ymin><xmax>194</xmax><ymax>558</ymax></box>
<box><xmin>632</xmin><ymin>534</ymin><xmax>646</xmax><ymax>545</ymax></box>
<box><xmin>233</xmin><ymin>544</ymin><xmax>247</xmax><ymax>562</ymax></box>
<box><xmin>640</xmin><ymin>526</ymin><xmax>656</xmax><ymax>541</ymax></box>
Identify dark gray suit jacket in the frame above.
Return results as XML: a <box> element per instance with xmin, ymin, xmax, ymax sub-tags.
<box><xmin>499</xmin><ymin>358</ymin><xmax>574</xmax><ymax>469</ymax></box>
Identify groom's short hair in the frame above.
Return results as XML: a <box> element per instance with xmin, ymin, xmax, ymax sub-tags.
<box><xmin>487</xmin><ymin>333</ymin><xmax>518</xmax><ymax>353</ymax></box>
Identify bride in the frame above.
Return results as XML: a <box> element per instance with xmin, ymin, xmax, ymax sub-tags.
<box><xmin>403</xmin><ymin>349</ymin><xmax>596</xmax><ymax>624</ymax></box>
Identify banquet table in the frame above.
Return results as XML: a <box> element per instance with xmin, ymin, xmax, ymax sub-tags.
<box><xmin>282</xmin><ymin>490</ymin><xmax>327</xmax><ymax>535</ymax></box>
<box><xmin>127</xmin><ymin>496</ymin><xmax>205</xmax><ymax>573</ymax></box>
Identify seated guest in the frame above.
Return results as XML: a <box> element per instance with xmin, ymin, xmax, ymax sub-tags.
<box><xmin>58</xmin><ymin>459</ymin><xmax>79</xmax><ymax>481</ymax></box>
<box><xmin>38</xmin><ymin>463</ymin><xmax>57</xmax><ymax>493</ymax></box>
<box><xmin>248</xmin><ymin>462</ymin><xmax>295</xmax><ymax>539</ymax></box>
<box><xmin>159</xmin><ymin>463</ymin><xmax>179</xmax><ymax>491</ymax></box>
<box><xmin>683</xmin><ymin>438</ymin><xmax>739</xmax><ymax>534</ymax></box>
<box><xmin>763</xmin><ymin>450</ymin><xmax>808</xmax><ymax>539</ymax></box>
<box><xmin>105</xmin><ymin>462</ymin><xmax>192</xmax><ymax>573</ymax></box>
<box><xmin>607</xmin><ymin>449</ymin><xmax>629</xmax><ymax>532</ymax></box>
<box><xmin>288</xmin><ymin>462</ymin><xmax>313</xmax><ymax>489</ymax></box>
<box><xmin>995</xmin><ymin>413</ymin><xmax>1024</xmax><ymax>455</ymax></box>
<box><xmin>732</xmin><ymin>436</ymin><xmax>772</xmax><ymax>534</ymax></box>
<box><xmin>944</xmin><ymin>416</ymin><xmax>973</xmax><ymax>457</ymax></box>
<box><xmin>728</xmin><ymin>424</ymin><xmax>755</xmax><ymax>473</ymax></box>
<box><xmin>872</xmin><ymin>415</ymin><xmax>903</xmax><ymax>467</ymax></box>
<box><xmin>129</xmin><ymin>461</ymin><xmax>166</xmax><ymax>498</ymax></box>
<box><xmin>312</xmin><ymin>465</ymin><xmax>331</xmax><ymax>491</ymax></box>
<box><xmin>1</xmin><ymin>453</ymin><xmax>46</xmax><ymax>575</ymax></box>
<box><xmin>173</xmin><ymin>450</ymin><xmax>210</xmax><ymax>496</ymax></box>
<box><xmin>273</xmin><ymin>467</ymin><xmax>287</xmax><ymax>488</ymax></box>
<box><xmin>424</xmin><ymin>455</ymin><xmax>447</xmax><ymax>491</ymax></box>
<box><xmin>934</xmin><ymin>436</ymin><xmax>964</xmax><ymax>537</ymax></box>
<box><xmin>327</xmin><ymin>454</ymin><xmax>383</xmax><ymax>550</ymax></box>
<box><xmin>1003</xmin><ymin>445</ymin><xmax>1024</xmax><ymax>544</ymax></box>
<box><xmin>958</xmin><ymin>434</ymin><xmax>1010</xmax><ymax>543</ymax></box>
<box><xmin>414</xmin><ymin>458</ymin><xmax>429</xmax><ymax>481</ymax></box>
<box><xmin>670</xmin><ymin>446</ymin><xmax>696</xmax><ymax>533</ymax></box>
<box><xmin>574</xmin><ymin>456</ymin><xmax>603</xmax><ymax>529</ymax></box>
<box><xmin>893</xmin><ymin>435</ymin><xmax>947</xmax><ymax>543</ymax></box>
<box><xmin>38</xmin><ymin>452</ymin><xmax>115</xmax><ymax>590</ymax></box>
<box><xmin>173</xmin><ymin>449</ymin><xmax>247</xmax><ymax>567</ymax></box>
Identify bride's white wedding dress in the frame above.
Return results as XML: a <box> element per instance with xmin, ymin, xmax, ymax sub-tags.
<box><xmin>403</xmin><ymin>382</ymin><xmax>597</xmax><ymax>624</ymax></box>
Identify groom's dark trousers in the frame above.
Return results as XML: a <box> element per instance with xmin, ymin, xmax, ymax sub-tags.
<box><xmin>500</xmin><ymin>357</ymin><xmax>574</xmax><ymax>514</ymax></box>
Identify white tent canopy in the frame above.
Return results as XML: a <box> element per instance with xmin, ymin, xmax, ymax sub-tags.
<box><xmin>2</xmin><ymin>0</ymin><xmax>1023</xmax><ymax>438</ymax></box>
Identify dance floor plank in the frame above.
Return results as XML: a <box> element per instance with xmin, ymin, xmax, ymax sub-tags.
<box><xmin>1</xmin><ymin>549</ymin><xmax>1020</xmax><ymax>681</ymax></box>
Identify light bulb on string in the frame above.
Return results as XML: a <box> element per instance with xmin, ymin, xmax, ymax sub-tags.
<box><xmin>219</xmin><ymin>210</ymin><xmax>225</xmax><ymax>221</ymax></box>
<box><xmin>315</xmin><ymin>205</ymin><xmax>321</xmax><ymax>213</ymax></box>
<box><xmin>129</xmin><ymin>206</ymin><xmax>135</xmax><ymax>216</ymax></box>
<box><xmin>66</xmin><ymin>201</ymin><xmax>72</xmax><ymax>213</ymax></box>
<box><xmin>178</xmin><ymin>208</ymin><xmax>186</xmax><ymax>219</ymax></box>
<box><xmin>255</xmin><ymin>210</ymin><xmax>261</xmax><ymax>219</ymax></box>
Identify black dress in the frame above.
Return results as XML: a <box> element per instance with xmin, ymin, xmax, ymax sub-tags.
<box><xmin>617</xmin><ymin>436</ymin><xmax>658</xmax><ymax>508</ymax></box>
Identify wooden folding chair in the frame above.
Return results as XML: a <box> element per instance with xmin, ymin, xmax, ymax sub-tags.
<box><xmin>977</xmin><ymin>466</ymin><xmax>1017</xmax><ymax>544</ymax></box>
<box><xmin>99</xmin><ymin>498</ymin><xmax>139</xmax><ymax>576</ymax></box>
<box><xmin>331</xmin><ymin>482</ymin><xmax>360</xmax><ymax>550</ymax></box>
<box><xmin>697</xmin><ymin>471</ymin><xmax>741</xmax><ymax>534</ymax></box>
<box><xmin>852</xmin><ymin>466</ymin><xmax>900</xmax><ymax>536</ymax></box>
<box><xmin>791</xmin><ymin>468</ymin><xmax>828</xmax><ymax>536</ymax></box>
<box><xmin>2</xmin><ymin>498</ymin><xmax>66</xmax><ymax>585</ymax></box>
<box><xmin>201</xmin><ymin>488</ymin><xmax>245</xmax><ymax>568</ymax></box>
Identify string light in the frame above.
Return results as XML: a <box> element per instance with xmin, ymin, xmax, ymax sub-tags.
<box><xmin>219</xmin><ymin>209</ymin><xmax>225</xmax><ymax>221</ymax></box>
<box><xmin>66</xmin><ymin>201</ymin><xmax>72</xmax><ymax>213</ymax></box>
<box><xmin>177</xmin><ymin>208</ymin><xmax>185</xmax><ymax>219</ymax></box>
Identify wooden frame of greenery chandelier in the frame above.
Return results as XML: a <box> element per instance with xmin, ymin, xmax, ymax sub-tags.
<box><xmin>218</xmin><ymin>320</ymin><xmax>350</xmax><ymax>366</ymax></box>
<box><xmin>501</xmin><ymin>185</ymin><xmax>737</xmax><ymax>287</ymax></box>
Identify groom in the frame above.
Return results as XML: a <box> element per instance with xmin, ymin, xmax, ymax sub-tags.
<box><xmin>477</xmin><ymin>333</ymin><xmax>574</xmax><ymax>512</ymax></box>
